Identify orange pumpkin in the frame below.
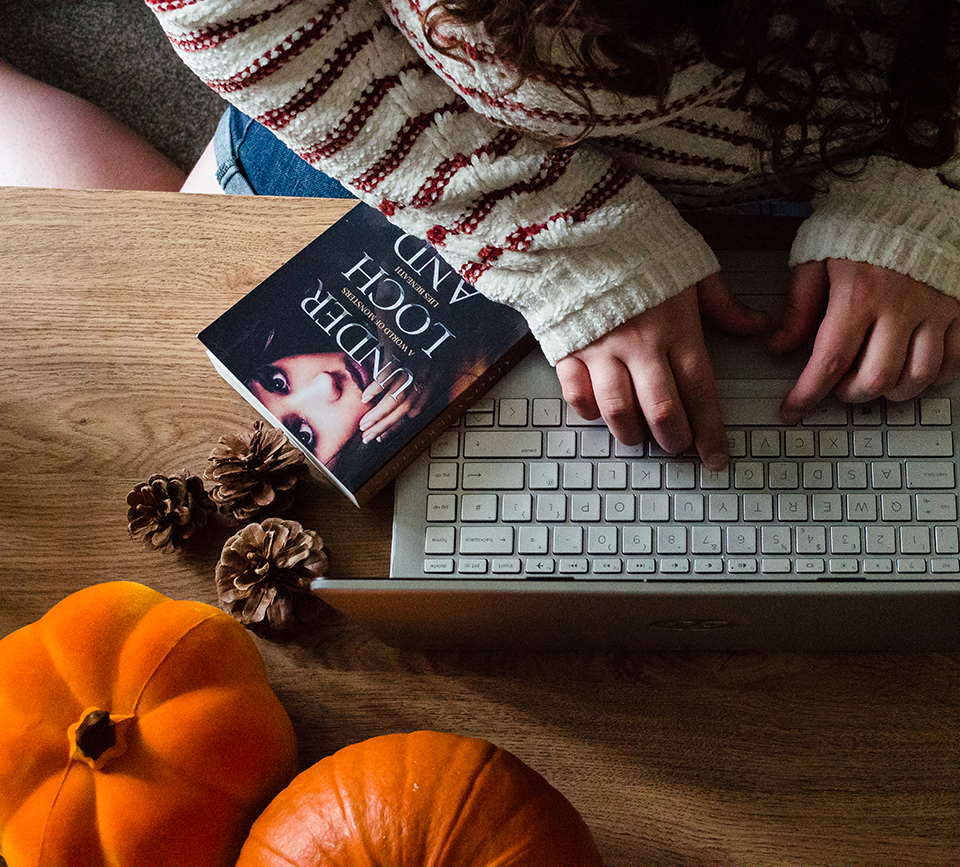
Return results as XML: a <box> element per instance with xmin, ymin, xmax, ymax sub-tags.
<box><xmin>236</xmin><ymin>730</ymin><xmax>603</xmax><ymax>867</ymax></box>
<box><xmin>0</xmin><ymin>581</ymin><xmax>298</xmax><ymax>867</ymax></box>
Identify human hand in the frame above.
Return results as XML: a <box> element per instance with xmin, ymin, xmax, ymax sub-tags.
<box><xmin>555</xmin><ymin>275</ymin><xmax>768</xmax><ymax>470</ymax></box>
<box><xmin>358</xmin><ymin>378</ymin><xmax>428</xmax><ymax>443</ymax></box>
<box><xmin>769</xmin><ymin>259</ymin><xmax>960</xmax><ymax>422</ymax></box>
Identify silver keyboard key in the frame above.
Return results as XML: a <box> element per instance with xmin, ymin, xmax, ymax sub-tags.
<box><xmin>461</xmin><ymin>462</ymin><xmax>524</xmax><ymax>489</ymax></box>
<box><xmin>905</xmin><ymin>462</ymin><xmax>955</xmax><ymax>489</ymax></box>
<box><xmin>919</xmin><ymin>397</ymin><xmax>951</xmax><ymax>425</ymax></box>
<box><xmin>588</xmin><ymin>527</ymin><xmax>618</xmax><ymax>555</ymax></box>
<box><xmin>425</xmin><ymin>526</ymin><xmax>455</xmax><ymax>555</ymax></box>
<box><xmin>622</xmin><ymin>526</ymin><xmax>653</xmax><ymax>554</ymax></box>
<box><xmin>605</xmin><ymin>493</ymin><xmax>636</xmax><ymax>522</ymax></box>
<box><xmin>887</xmin><ymin>430</ymin><xmax>953</xmax><ymax>457</ymax></box>
<box><xmin>464</xmin><ymin>430</ymin><xmax>541</xmax><ymax>458</ymax></box>
<box><xmin>532</xmin><ymin>398</ymin><xmax>562</xmax><ymax>426</ymax></box>
<box><xmin>536</xmin><ymin>494</ymin><xmax>566</xmax><ymax>522</ymax></box>
<box><xmin>461</xmin><ymin>494</ymin><xmax>498</xmax><ymax>522</ymax></box>
<box><xmin>460</xmin><ymin>526</ymin><xmax>513</xmax><ymax>554</ymax></box>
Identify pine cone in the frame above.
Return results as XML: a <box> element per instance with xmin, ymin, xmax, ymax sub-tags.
<box><xmin>204</xmin><ymin>421</ymin><xmax>305</xmax><ymax>522</ymax></box>
<box><xmin>127</xmin><ymin>471</ymin><xmax>216</xmax><ymax>553</ymax></box>
<box><xmin>216</xmin><ymin>517</ymin><xmax>329</xmax><ymax>632</ymax></box>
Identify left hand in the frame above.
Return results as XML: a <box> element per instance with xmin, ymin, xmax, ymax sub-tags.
<box><xmin>769</xmin><ymin>259</ymin><xmax>960</xmax><ymax>422</ymax></box>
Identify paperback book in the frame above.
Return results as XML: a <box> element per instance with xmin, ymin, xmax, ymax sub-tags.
<box><xmin>199</xmin><ymin>202</ymin><xmax>533</xmax><ymax>507</ymax></box>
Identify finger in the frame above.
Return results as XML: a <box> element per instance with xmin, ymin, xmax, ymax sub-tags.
<box><xmin>361</xmin><ymin>381</ymin><xmax>384</xmax><ymax>404</ymax></box>
<box><xmin>665</xmin><ymin>341</ymin><xmax>728</xmax><ymax>471</ymax></box>
<box><xmin>587</xmin><ymin>357</ymin><xmax>645</xmax><ymax>446</ymax></box>
<box><xmin>768</xmin><ymin>261</ymin><xmax>829</xmax><ymax>355</ymax></box>
<box><xmin>780</xmin><ymin>299</ymin><xmax>872</xmax><ymax>423</ymax></box>
<box><xmin>934</xmin><ymin>318</ymin><xmax>960</xmax><ymax>387</ymax></box>
<box><xmin>361</xmin><ymin>399</ymin><xmax>411</xmax><ymax>442</ymax></box>
<box><xmin>833</xmin><ymin>318</ymin><xmax>909</xmax><ymax>404</ymax></box>
<box><xmin>359</xmin><ymin>391</ymin><xmax>415</xmax><ymax>436</ymax></box>
<box><xmin>359</xmin><ymin>393</ymin><xmax>395</xmax><ymax>428</ymax></box>
<box><xmin>697</xmin><ymin>272</ymin><xmax>769</xmax><ymax>336</ymax></box>
<box><xmin>886</xmin><ymin>325</ymin><xmax>945</xmax><ymax>403</ymax></box>
<box><xmin>556</xmin><ymin>355</ymin><xmax>601</xmax><ymax>420</ymax></box>
<box><xmin>630</xmin><ymin>358</ymin><xmax>692</xmax><ymax>457</ymax></box>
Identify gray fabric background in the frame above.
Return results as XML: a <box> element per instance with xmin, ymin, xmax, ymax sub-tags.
<box><xmin>1</xmin><ymin>0</ymin><xmax>226</xmax><ymax>172</ymax></box>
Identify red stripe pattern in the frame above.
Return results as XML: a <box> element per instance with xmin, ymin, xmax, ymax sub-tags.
<box><xmin>166</xmin><ymin>4</ymin><xmax>286</xmax><ymax>52</ymax></box>
<box><xmin>461</xmin><ymin>162</ymin><xmax>633</xmax><ymax>283</ymax></box>
<box><xmin>350</xmin><ymin>98</ymin><xmax>472</xmax><ymax>193</ymax></box>
<box><xmin>296</xmin><ymin>61</ymin><xmax>424</xmax><ymax>162</ymax></box>
<box><xmin>409</xmin><ymin>128</ymin><xmax>523</xmax><ymax>210</ymax></box>
<box><xmin>204</xmin><ymin>4</ymin><xmax>348</xmax><ymax>95</ymax></box>
<box><xmin>257</xmin><ymin>28</ymin><xmax>375</xmax><ymax>129</ymax></box>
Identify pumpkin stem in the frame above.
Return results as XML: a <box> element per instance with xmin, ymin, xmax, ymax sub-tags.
<box><xmin>75</xmin><ymin>709</ymin><xmax>116</xmax><ymax>761</ymax></box>
<box><xmin>68</xmin><ymin>707</ymin><xmax>135</xmax><ymax>771</ymax></box>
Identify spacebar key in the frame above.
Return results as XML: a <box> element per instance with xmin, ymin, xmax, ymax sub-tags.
<box><xmin>461</xmin><ymin>462</ymin><xmax>525</xmax><ymax>489</ymax></box>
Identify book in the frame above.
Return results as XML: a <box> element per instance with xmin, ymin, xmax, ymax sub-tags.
<box><xmin>199</xmin><ymin>202</ymin><xmax>533</xmax><ymax>507</ymax></box>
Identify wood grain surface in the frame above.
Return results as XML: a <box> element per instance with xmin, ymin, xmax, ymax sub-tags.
<box><xmin>0</xmin><ymin>187</ymin><xmax>957</xmax><ymax>866</ymax></box>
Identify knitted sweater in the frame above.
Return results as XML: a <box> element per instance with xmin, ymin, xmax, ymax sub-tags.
<box><xmin>148</xmin><ymin>0</ymin><xmax>960</xmax><ymax>364</ymax></box>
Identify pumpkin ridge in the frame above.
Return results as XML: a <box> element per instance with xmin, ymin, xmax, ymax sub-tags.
<box><xmin>33</xmin><ymin>636</ymin><xmax>102</xmax><ymax>726</ymax></box>
<box><xmin>331</xmin><ymin>760</ymin><xmax>373</xmax><ymax>862</ymax></box>
<box><xmin>34</xmin><ymin>582</ymin><xmax>163</xmax><ymax>717</ymax></box>
<box><xmin>35</xmin><ymin>763</ymin><xmax>71</xmax><ymax>867</ymax></box>
<box><xmin>133</xmin><ymin>689</ymin><xmax>285</xmax><ymax>803</ymax></box>
<box><xmin>35</xmin><ymin>762</ymin><xmax>110</xmax><ymax>867</ymax></box>
<box><xmin>127</xmin><ymin>608</ymin><xmax>223</xmax><ymax>715</ymax></box>
<box><xmin>427</xmin><ymin>738</ymin><xmax>501</xmax><ymax>866</ymax></box>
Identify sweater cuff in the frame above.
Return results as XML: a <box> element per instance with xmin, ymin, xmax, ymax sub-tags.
<box><xmin>789</xmin><ymin>157</ymin><xmax>960</xmax><ymax>300</ymax></box>
<box><xmin>474</xmin><ymin>192</ymin><xmax>720</xmax><ymax>365</ymax></box>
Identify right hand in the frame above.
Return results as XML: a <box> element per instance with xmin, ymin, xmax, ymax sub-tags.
<box><xmin>555</xmin><ymin>274</ymin><xmax>768</xmax><ymax>470</ymax></box>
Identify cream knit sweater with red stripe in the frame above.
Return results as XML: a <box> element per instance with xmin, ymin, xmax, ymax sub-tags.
<box><xmin>148</xmin><ymin>0</ymin><xmax>960</xmax><ymax>364</ymax></box>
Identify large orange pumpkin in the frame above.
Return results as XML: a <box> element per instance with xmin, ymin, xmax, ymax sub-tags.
<box><xmin>0</xmin><ymin>581</ymin><xmax>298</xmax><ymax>867</ymax></box>
<box><xmin>236</xmin><ymin>730</ymin><xmax>603</xmax><ymax>867</ymax></box>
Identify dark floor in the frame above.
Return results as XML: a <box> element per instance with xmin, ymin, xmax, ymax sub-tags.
<box><xmin>0</xmin><ymin>0</ymin><xmax>225</xmax><ymax>173</ymax></box>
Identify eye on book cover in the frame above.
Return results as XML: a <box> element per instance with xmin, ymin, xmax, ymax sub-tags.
<box><xmin>200</xmin><ymin>203</ymin><xmax>532</xmax><ymax>506</ymax></box>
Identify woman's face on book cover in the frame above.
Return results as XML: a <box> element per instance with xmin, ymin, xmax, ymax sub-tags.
<box><xmin>249</xmin><ymin>352</ymin><xmax>372</xmax><ymax>462</ymax></box>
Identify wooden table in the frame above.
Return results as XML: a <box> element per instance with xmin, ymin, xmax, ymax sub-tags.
<box><xmin>0</xmin><ymin>187</ymin><xmax>957</xmax><ymax>866</ymax></box>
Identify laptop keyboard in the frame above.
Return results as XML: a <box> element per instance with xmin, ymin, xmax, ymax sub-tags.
<box><xmin>396</xmin><ymin>387</ymin><xmax>959</xmax><ymax>581</ymax></box>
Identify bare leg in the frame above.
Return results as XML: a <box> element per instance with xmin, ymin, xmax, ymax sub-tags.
<box><xmin>0</xmin><ymin>59</ymin><xmax>187</xmax><ymax>191</ymax></box>
<box><xmin>180</xmin><ymin>137</ymin><xmax>224</xmax><ymax>194</ymax></box>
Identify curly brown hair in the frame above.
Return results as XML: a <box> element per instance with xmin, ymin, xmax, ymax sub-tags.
<box><xmin>423</xmin><ymin>0</ymin><xmax>960</xmax><ymax>188</ymax></box>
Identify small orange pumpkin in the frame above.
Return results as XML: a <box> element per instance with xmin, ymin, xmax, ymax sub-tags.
<box><xmin>236</xmin><ymin>730</ymin><xmax>603</xmax><ymax>867</ymax></box>
<box><xmin>0</xmin><ymin>581</ymin><xmax>298</xmax><ymax>867</ymax></box>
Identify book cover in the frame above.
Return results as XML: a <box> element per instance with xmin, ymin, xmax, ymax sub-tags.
<box><xmin>199</xmin><ymin>202</ymin><xmax>533</xmax><ymax>507</ymax></box>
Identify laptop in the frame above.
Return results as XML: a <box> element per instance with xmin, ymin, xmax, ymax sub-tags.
<box><xmin>311</xmin><ymin>250</ymin><xmax>960</xmax><ymax>651</ymax></box>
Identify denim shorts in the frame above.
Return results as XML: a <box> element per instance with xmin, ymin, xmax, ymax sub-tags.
<box><xmin>212</xmin><ymin>105</ymin><xmax>356</xmax><ymax>199</ymax></box>
<box><xmin>212</xmin><ymin>104</ymin><xmax>811</xmax><ymax>217</ymax></box>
